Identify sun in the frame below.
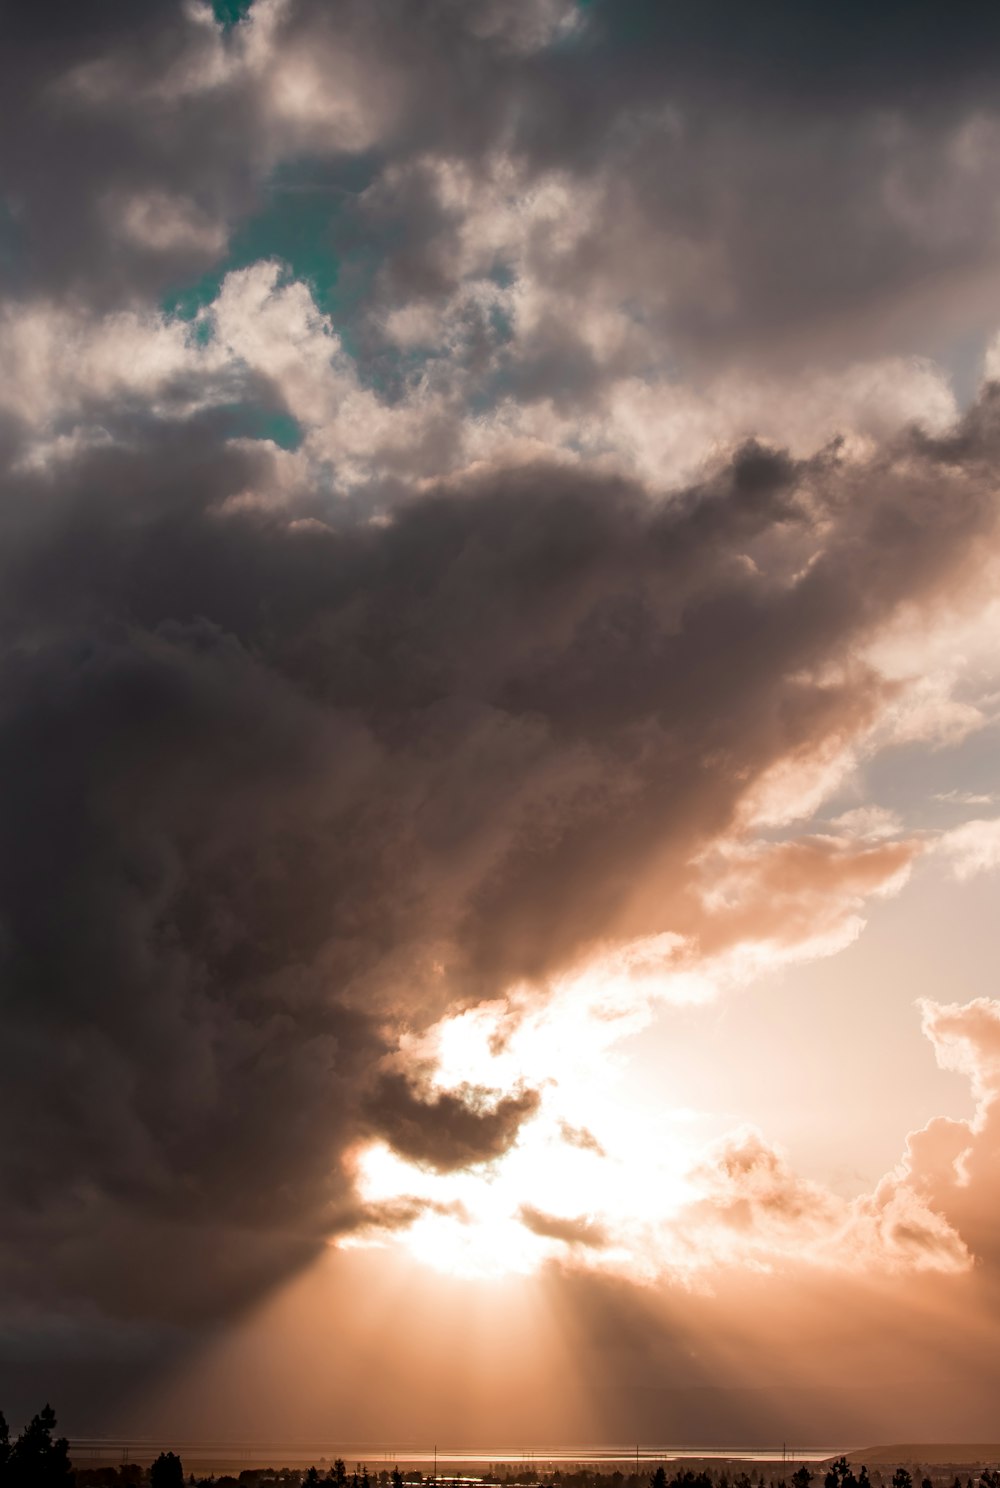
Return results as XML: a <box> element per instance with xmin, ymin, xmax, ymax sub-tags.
<box><xmin>346</xmin><ymin>937</ymin><xmax>709</xmax><ymax>1280</ymax></box>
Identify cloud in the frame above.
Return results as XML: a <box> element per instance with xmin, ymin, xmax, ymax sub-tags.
<box><xmin>692</xmin><ymin>831</ymin><xmax>921</xmax><ymax>964</ymax></box>
<box><xmin>558</xmin><ymin>1120</ymin><xmax>607</xmax><ymax>1157</ymax></box>
<box><xmin>938</xmin><ymin>815</ymin><xmax>1000</xmax><ymax>878</ymax></box>
<box><xmin>850</xmin><ymin>998</ymin><xmax>1000</xmax><ymax>1277</ymax></box>
<box><xmin>921</xmin><ymin>996</ymin><xmax>1000</xmax><ymax>1098</ymax></box>
<box><xmin>518</xmin><ymin>1205</ymin><xmax>608</xmax><ymax>1248</ymax></box>
<box><xmin>849</xmin><ymin>1173</ymin><xmax>972</xmax><ymax>1275</ymax></box>
<box><xmin>680</xmin><ymin>1128</ymin><xmax>846</xmax><ymax>1258</ymax></box>
<box><xmin>935</xmin><ymin>788</ymin><xmax>1000</xmax><ymax>806</ymax></box>
<box><xmin>830</xmin><ymin>805</ymin><xmax>903</xmax><ymax>839</ymax></box>
<box><xmin>363</xmin><ymin>1074</ymin><xmax>541</xmax><ymax>1172</ymax></box>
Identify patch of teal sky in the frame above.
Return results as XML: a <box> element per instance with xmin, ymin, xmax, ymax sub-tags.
<box><xmin>218</xmin><ymin>403</ymin><xmax>303</xmax><ymax>451</ymax></box>
<box><xmin>162</xmin><ymin>156</ymin><xmax>377</xmax><ymax>341</ymax></box>
<box><xmin>211</xmin><ymin>0</ymin><xmax>253</xmax><ymax>30</ymax></box>
<box><xmin>161</xmin><ymin>156</ymin><xmax>382</xmax><ymax>453</ymax></box>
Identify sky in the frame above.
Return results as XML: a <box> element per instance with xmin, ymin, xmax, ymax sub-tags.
<box><xmin>6</xmin><ymin>0</ymin><xmax>1000</xmax><ymax>1452</ymax></box>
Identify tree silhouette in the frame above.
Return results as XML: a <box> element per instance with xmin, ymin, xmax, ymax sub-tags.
<box><xmin>8</xmin><ymin>1404</ymin><xmax>73</xmax><ymax>1488</ymax></box>
<box><xmin>390</xmin><ymin>1469</ymin><xmax>403</xmax><ymax>1488</ymax></box>
<box><xmin>0</xmin><ymin>1410</ymin><xmax>9</xmax><ymax>1477</ymax></box>
<box><xmin>792</xmin><ymin>1469</ymin><xmax>812</xmax><ymax>1488</ymax></box>
<box><xmin>891</xmin><ymin>1470</ymin><xmax>913</xmax><ymax>1488</ymax></box>
<box><xmin>150</xmin><ymin>1454</ymin><xmax>184</xmax><ymax>1488</ymax></box>
<box><xmin>305</xmin><ymin>1471</ymin><xmax>321</xmax><ymax>1488</ymax></box>
<box><xmin>826</xmin><ymin>1461</ymin><xmax>856</xmax><ymax>1488</ymax></box>
<box><xmin>650</xmin><ymin>1468</ymin><xmax>668</xmax><ymax>1488</ymax></box>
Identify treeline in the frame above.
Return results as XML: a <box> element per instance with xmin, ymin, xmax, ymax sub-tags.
<box><xmin>67</xmin><ymin>1465</ymin><xmax>1000</xmax><ymax>1488</ymax></box>
<box><xmin>5</xmin><ymin>1410</ymin><xmax>1000</xmax><ymax>1488</ymax></box>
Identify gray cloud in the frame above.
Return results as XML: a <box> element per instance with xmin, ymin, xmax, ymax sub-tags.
<box><xmin>0</xmin><ymin>1</ymin><xmax>255</xmax><ymax>302</ymax></box>
<box><xmin>365</xmin><ymin>1074</ymin><xmax>541</xmax><ymax>1171</ymax></box>
<box><xmin>518</xmin><ymin>1205</ymin><xmax>608</xmax><ymax>1248</ymax></box>
<box><xmin>558</xmin><ymin>1120</ymin><xmax>606</xmax><ymax>1157</ymax></box>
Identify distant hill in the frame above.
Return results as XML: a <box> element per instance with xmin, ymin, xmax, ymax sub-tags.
<box><xmin>845</xmin><ymin>1448</ymin><xmax>1000</xmax><ymax>1467</ymax></box>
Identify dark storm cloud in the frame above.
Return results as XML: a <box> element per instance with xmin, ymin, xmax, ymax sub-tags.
<box><xmin>518</xmin><ymin>1205</ymin><xmax>607</xmax><ymax>1248</ymax></box>
<box><xmin>0</xmin><ymin>387</ymin><xmax>997</xmax><ymax>1324</ymax></box>
<box><xmin>581</xmin><ymin>0</ymin><xmax>1000</xmax><ymax>107</ymax></box>
<box><xmin>364</xmin><ymin>1074</ymin><xmax>540</xmax><ymax>1171</ymax></box>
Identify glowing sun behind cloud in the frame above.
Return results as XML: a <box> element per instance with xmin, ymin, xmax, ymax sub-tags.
<box><xmin>348</xmin><ymin>934</ymin><xmax>709</xmax><ymax>1278</ymax></box>
<box><xmin>347</xmin><ymin>920</ymin><xmax>977</xmax><ymax>1286</ymax></box>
